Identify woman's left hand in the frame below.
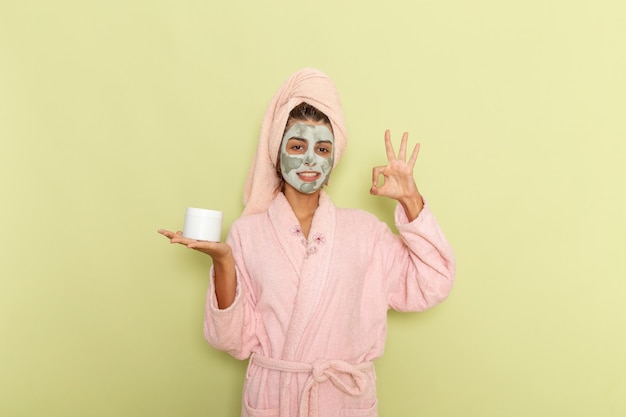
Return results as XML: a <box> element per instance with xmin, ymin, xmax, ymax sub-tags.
<box><xmin>370</xmin><ymin>130</ymin><xmax>424</xmax><ymax>220</ymax></box>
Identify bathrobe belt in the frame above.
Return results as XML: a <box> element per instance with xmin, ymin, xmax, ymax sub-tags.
<box><xmin>251</xmin><ymin>353</ymin><xmax>374</xmax><ymax>417</ymax></box>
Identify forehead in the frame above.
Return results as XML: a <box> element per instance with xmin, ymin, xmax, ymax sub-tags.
<box><xmin>283</xmin><ymin>123</ymin><xmax>334</xmax><ymax>142</ymax></box>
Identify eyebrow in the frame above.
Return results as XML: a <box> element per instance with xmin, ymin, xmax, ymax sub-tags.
<box><xmin>288</xmin><ymin>138</ymin><xmax>333</xmax><ymax>145</ymax></box>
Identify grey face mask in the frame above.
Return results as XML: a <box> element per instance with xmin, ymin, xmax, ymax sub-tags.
<box><xmin>279</xmin><ymin>123</ymin><xmax>334</xmax><ymax>194</ymax></box>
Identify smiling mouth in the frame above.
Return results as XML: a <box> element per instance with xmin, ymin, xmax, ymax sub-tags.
<box><xmin>297</xmin><ymin>171</ymin><xmax>321</xmax><ymax>182</ymax></box>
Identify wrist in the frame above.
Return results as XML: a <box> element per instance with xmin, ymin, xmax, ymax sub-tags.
<box><xmin>212</xmin><ymin>246</ymin><xmax>234</xmax><ymax>269</ymax></box>
<box><xmin>399</xmin><ymin>193</ymin><xmax>424</xmax><ymax>222</ymax></box>
<box><xmin>213</xmin><ymin>242</ymin><xmax>232</xmax><ymax>259</ymax></box>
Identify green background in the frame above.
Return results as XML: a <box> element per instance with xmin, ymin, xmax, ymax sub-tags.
<box><xmin>1</xmin><ymin>0</ymin><xmax>625</xmax><ymax>416</ymax></box>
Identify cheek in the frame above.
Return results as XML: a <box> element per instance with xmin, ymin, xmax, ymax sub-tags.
<box><xmin>282</xmin><ymin>154</ymin><xmax>303</xmax><ymax>172</ymax></box>
<box><xmin>321</xmin><ymin>156</ymin><xmax>333</xmax><ymax>172</ymax></box>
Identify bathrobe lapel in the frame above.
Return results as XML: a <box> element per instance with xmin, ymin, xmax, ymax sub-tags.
<box><xmin>268</xmin><ymin>193</ymin><xmax>307</xmax><ymax>277</ymax></box>
<box><xmin>267</xmin><ymin>191</ymin><xmax>337</xmax><ymax>416</ymax></box>
<box><xmin>282</xmin><ymin>191</ymin><xmax>336</xmax><ymax>360</ymax></box>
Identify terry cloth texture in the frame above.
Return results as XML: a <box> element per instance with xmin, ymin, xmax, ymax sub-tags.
<box><xmin>242</xmin><ymin>68</ymin><xmax>347</xmax><ymax>216</ymax></box>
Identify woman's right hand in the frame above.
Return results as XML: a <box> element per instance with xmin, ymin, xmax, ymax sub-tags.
<box><xmin>157</xmin><ymin>229</ymin><xmax>232</xmax><ymax>260</ymax></box>
<box><xmin>158</xmin><ymin>229</ymin><xmax>236</xmax><ymax>308</ymax></box>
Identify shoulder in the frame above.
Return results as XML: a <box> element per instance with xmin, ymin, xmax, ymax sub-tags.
<box><xmin>336</xmin><ymin>207</ymin><xmax>378</xmax><ymax>222</ymax></box>
<box><xmin>335</xmin><ymin>207</ymin><xmax>390</xmax><ymax>235</ymax></box>
<box><xmin>232</xmin><ymin>211</ymin><xmax>265</xmax><ymax>225</ymax></box>
<box><xmin>230</xmin><ymin>212</ymin><xmax>267</xmax><ymax>232</ymax></box>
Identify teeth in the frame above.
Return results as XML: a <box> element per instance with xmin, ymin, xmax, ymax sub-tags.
<box><xmin>299</xmin><ymin>172</ymin><xmax>318</xmax><ymax>178</ymax></box>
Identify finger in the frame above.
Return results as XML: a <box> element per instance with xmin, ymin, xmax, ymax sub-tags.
<box><xmin>170</xmin><ymin>231</ymin><xmax>183</xmax><ymax>239</ymax></box>
<box><xmin>187</xmin><ymin>241</ymin><xmax>212</xmax><ymax>250</ymax></box>
<box><xmin>187</xmin><ymin>241</ymin><xmax>221</xmax><ymax>255</ymax></box>
<box><xmin>158</xmin><ymin>229</ymin><xmax>176</xmax><ymax>239</ymax></box>
<box><xmin>371</xmin><ymin>166</ymin><xmax>386</xmax><ymax>187</ymax></box>
<box><xmin>397</xmin><ymin>132</ymin><xmax>409</xmax><ymax>161</ymax></box>
<box><xmin>170</xmin><ymin>232</ymin><xmax>192</xmax><ymax>245</ymax></box>
<box><xmin>407</xmin><ymin>142</ymin><xmax>421</xmax><ymax>168</ymax></box>
<box><xmin>170</xmin><ymin>237</ymin><xmax>189</xmax><ymax>245</ymax></box>
<box><xmin>384</xmin><ymin>130</ymin><xmax>396</xmax><ymax>161</ymax></box>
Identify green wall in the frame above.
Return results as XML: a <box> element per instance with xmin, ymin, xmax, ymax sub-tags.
<box><xmin>2</xmin><ymin>0</ymin><xmax>625</xmax><ymax>416</ymax></box>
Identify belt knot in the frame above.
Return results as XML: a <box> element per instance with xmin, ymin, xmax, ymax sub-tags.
<box><xmin>250</xmin><ymin>354</ymin><xmax>374</xmax><ymax>417</ymax></box>
<box><xmin>311</xmin><ymin>359</ymin><xmax>332</xmax><ymax>383</ymax></box>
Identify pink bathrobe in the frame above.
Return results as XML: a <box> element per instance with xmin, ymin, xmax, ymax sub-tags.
<box><xmin>202</xmin><ymin>68</ymin><xmax>454</xmax><ymax>416</ymax></box>
<box><xmin>204</xmin><ymin>191</ymin><xmax>455</xmax><ymax>417</ymax></box>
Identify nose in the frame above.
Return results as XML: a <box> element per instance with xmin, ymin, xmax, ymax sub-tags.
<box><xmin>304</xmin><ymin>150</ymin><xmax>316</xmax><ymax>166</ymax></box>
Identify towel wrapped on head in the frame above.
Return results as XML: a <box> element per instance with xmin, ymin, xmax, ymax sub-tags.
<box><xmin>242</xmin><ymin>68</ymin><xmax>348</xmax><ymax>216</ymax></box>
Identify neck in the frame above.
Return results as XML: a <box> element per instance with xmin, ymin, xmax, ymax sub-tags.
<box><xmin>283</xmin><ymin>186</ymin><xmax>321</xmax><ymax>238</ymax></box>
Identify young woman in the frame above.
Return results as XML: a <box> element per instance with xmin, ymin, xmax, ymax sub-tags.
<box><xmin>158</xmin><ymin>68</ymin><xmax>455</xmax><ymax>417</ymax></box>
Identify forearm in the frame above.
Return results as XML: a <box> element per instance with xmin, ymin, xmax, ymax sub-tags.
<box><xmin>399</xmin><ymin>191</ymin><xmax>424</xmax><ymax>222</ymax></box>
<box><xmin>212</xmin><ymin>250</ymin><xmax>237</xmax><ymax>309</ymax></box>
<box><xmin>389</xmin><ymin>203</ymin><xmax>456</xmax><ymax>311</ymax></box>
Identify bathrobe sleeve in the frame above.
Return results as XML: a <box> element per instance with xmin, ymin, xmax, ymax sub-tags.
<box><xmin>203</xmin><ymin>221</ymin><xmax>260</xmax><ymax>360</ymax></box>
<box><xmin>383</xmin><ymin>201</ymin><xmax>456</xmax><ymax>312</ymax></box>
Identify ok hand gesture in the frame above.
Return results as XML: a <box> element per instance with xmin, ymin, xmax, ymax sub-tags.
<box><xmin>370</xmin><ymin>130</ymin><xmax>424</xmax><ymax>221</ymax></box>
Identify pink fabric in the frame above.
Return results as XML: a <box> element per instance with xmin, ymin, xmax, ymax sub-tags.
<box><xmin>204</xmin><ymin>191</ymin><xmax>455</xmax><ymax>416</ymax></box>
<box><xmin>251</xmin><ymin>354</ymin><xmax>374</xmax><ymax>417</ymax></box>
<box><xmin>242</xmin><ymin>68</ymin><xmax>347</xmax><ymax>216</ymax></box>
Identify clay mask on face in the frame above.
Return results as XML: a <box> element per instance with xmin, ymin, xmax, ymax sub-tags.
<box><xmin>279</xmin><ymin>123</ymin><xmax>334</xmax><ymax>194</ymax></box>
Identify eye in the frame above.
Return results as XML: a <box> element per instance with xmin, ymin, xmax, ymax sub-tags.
<box><xmin>286</xmin><ymin>138</ymin><xmax>307</xmax><ymax>154</ymax></box>
<box><xmin>315</xmin><ymin>143</ymin><xmax>332</xmax><ymax>155</ymax></box>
